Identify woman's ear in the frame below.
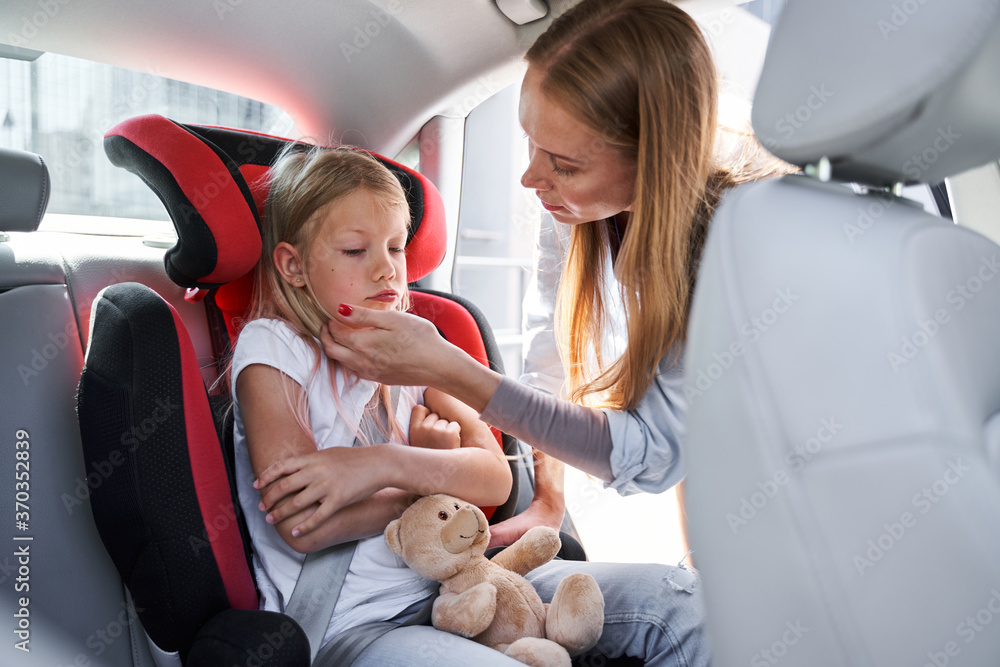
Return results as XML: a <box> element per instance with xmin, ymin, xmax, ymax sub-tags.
<box><xmin>273</xmin><ymin>242</ymin><xmax>305</xmax><ymax>286</ymax></box>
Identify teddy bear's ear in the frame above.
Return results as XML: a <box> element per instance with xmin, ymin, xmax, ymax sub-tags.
<box><xmin>384</xmin><ymin>518</ymin><xmax>403</xmax><ymax>556</ymax></box>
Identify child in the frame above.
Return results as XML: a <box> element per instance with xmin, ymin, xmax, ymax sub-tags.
<box><xmin>231</xmin><ymin>145</ymin><xmax>512</xmax><ymax>654</ymax></box>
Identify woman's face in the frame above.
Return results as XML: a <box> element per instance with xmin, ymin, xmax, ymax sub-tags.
<box><xmin>519</xmin><ymin>66</ymin><xmax>637</xmax><ymax>226</ymax></box>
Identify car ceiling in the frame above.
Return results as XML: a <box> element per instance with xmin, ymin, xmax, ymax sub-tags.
<box><xmin>0</xmin><ymin>0</ymin><xmax>732</xmax><ymax>156</ymax></box>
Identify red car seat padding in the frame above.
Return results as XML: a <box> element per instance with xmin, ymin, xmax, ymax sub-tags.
<box><xmin>103</xmin><ymin>114</ymin><xmax>446</xmax><ymax>288</ymax></box>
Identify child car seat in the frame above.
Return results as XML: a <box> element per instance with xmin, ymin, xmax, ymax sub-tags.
<box><xmin>77</xmin><ymin>114</ymin><xmax>521</xmax><ymax>664</ymax></box>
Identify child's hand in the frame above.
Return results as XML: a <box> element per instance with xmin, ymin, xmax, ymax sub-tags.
<box><xmin>408</xmin><ymin>404</ymin><xmax>461</xmax><ymax>450</ymax></box>
<box><xmin>254</xmin><ymin>446</ymin><xmax>385</xmax><ymax>537</ymax></box>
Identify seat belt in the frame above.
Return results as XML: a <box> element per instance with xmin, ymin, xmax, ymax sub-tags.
<box><xmin>312</xmin><ymin>597</ymin><xmax>434</xmax><ymax>666</ymax></box>
<box><xmin>285</xmin><ymin>385</ymin><xmax>421</xmax><ymax>663</ymax></box>
<box><xmin>285</xmin><ymin>541</ymin><xmax>357</xmax><ymax>662</ymax></box>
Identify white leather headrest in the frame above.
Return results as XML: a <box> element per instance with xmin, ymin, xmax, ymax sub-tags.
<box><xmin>752</xmin><ymin>0</ymin><xmax>1000</xmax><ymax>186</ymax></box>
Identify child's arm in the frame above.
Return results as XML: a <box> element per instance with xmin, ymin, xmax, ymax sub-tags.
<box><xmin>255</xmin><ymin>386</ymin><xmax>512</xmax><ymax>539</ymax></box>
<box><xmin>238</xmin><ymin>364</ymin><xmax>419</xmax><ymax>553</ymax></box>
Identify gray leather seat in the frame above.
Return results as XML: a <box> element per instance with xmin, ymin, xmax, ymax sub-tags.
<box><xmin>0</xmin><ymin>148</ymin><xmax>163</xmax><ymax>666</ymax></box>
<box><xmin>0</xmin><ymin>146</ymin><xmax>48</xmax><ymax>237</ymax></box>
<box><xmin>684</xmin><ymin>1</ymin><xmax>1000</xmax><ymax>666</ymax></box>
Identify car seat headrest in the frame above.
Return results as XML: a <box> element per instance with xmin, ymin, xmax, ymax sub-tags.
<box><xmin>104</xmin><ymin>114</ymin><xmax>446</xmax><ymax>288</ymax></box>
<box><xmin>0</xmin><ymin>147</ymin><xmax>50</xmax><ymax>232</ymax></box>
<box><xmin>752</xmin><ymin>0</ymin><xmax>1000</xmax><ymax>186</ymax></box>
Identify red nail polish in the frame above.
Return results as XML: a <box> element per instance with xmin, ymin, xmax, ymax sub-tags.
<box><xmin>338</xmin><ymin>304</ymin><xmax>353</xmax><ymax>316</ymax></box>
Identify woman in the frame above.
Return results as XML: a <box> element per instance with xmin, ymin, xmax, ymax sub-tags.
<box><xmin>264</xmin><ymin>0</ymin><xmax>780</xmax><ymax>663</ymax></box>
<box><xmin>321</xmin><ymin>0</ymin><xmax>778</xmax><ymax>512</ymax></box>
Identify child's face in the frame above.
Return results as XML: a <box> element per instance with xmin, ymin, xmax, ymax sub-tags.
<box><xmin>304</xmin><ymin>187</ymin><xmax>408</xmax><ymax>314</ymax></box>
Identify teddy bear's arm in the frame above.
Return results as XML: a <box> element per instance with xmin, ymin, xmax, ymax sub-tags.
<box><xmin>432</xmin><ymin>582</ymin><xmax>498</xmax><ymax>638</ymax></box>
<box><xmin>490</xmin><ymin>526</ymin><xmax>561</xmax><ymax>576</ymax></box>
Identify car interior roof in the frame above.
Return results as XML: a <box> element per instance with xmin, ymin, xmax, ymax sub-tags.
<box><xmin>0</xmin><ymin>0</ymin><xmax>731</xmax><ymax>155</ymax></box>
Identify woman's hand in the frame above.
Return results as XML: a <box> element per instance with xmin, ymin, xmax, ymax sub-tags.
<box><xmin>408</xmin><ymin>404</ymin><xmax>461</xmax><ymax>450</ymax></box>
<box><xmin>487</xmin><ymin>496</ymin><xmax>566</xmax><ymax>549</ymax></box>
<box><xmin>254</xmin><ymin>446</ymin><xmax>388</xmax><ymax>537</ymax></box>
<box><xmin>320</xmin><ymin>306</ymin><xmax>447</xmax><ymax>387</ymax></box>
<box><xmin>321</xmin><ymin>305</ymin><xmax>503</xmax><ymax>412</ymax></box>
<box><xmin>487</xmin><ymin>451</ymin><xmax>566</xmax><ymax>548</ymax></box>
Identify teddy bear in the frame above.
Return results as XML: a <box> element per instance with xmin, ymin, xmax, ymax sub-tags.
<box><xmin>384</xmin><ymin>494</ymin><xmax>605</xmax><ymax>667</ymax></box>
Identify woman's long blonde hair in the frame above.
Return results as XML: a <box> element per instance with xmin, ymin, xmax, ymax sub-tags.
<box><xmin>250</xmin><ymin>145</ymin><xmax>411</xmax><ymax>444</ymax></box>
<box><xmin>528</xmin><ymin>0</ymin><xmax>787</xmax><ymax>410</ymax></box>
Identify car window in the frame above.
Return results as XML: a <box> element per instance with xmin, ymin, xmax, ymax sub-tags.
<box><xmin>453</xmin><ymin>82</ymin><xmax>535</xmax><ymax>378</ymax></box>
<box><xmin>1</xmin><ymin>51</ymin><xmax>296</xmax><ymax>232</ymax></box>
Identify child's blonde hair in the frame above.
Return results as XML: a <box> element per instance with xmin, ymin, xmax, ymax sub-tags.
<box><xmin>250</xmin><ymin>144</ymin><xmax>411</xmax><ymax>445</ymax></box>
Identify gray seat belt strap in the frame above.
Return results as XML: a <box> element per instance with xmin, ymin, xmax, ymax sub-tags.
<box><xmin>286</xmin><ymin>541</ymin><xmax>357</xmax><ymax>662</ymax></box>
<box><xmin>283</xmin><ymin>385</ymin><xmax>400</xmax><ymax>662</ymax></box>
<box><xmin>313</xmin><ymin>595</ymin><xmax>435</xmax><ymax>666</ymax></box>
<box><xmin>314</xmin><ymin>621</ymin><xmax>398</xmax><ymax>666</ymax></box>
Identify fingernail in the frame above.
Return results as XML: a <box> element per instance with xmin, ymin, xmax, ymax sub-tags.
<box><xmin>338</xmin><ymin>304</ymin><xmax>353</xmax><ymax>316</ymax></box>
<box><xmin>291</xmin><ymin>528</ymin><xmax>301</xmax><ymax>537</ymax></box>
<box><xmin>253</xmin><ymin>480</ymin><xmax>260</xmax><ymax>489</ymax></box>
<box><xmin>258</xmin><ymin>501</ymin><xmax>265</xmax><ymax>511</ymax></box>
<box><xmin>266</xmin><ymin>514</ymin><xmax>274</xmax><ymax>524</ymax></box>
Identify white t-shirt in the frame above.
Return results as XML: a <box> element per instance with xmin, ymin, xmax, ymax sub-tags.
<box><xmin>231</xmin><ymin>318</ymin><xmax>436</xmax><ymax>646</ymax></box>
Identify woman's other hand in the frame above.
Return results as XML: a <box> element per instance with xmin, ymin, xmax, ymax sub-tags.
<box><xmin>486</xmin><ymin>452</ymin><xmax>567</xmax><ymax>548</ymax></box>
<box><xmin>486</xmin><ymin>496</ymin><xmax>567</xmax><ymax>549</ymax></box>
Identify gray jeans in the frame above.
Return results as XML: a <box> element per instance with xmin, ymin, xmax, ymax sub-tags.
<box><xmin>352</xmin><ymin>560</ymin><xmax>710</xmax><ymax>667</ymax></box>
